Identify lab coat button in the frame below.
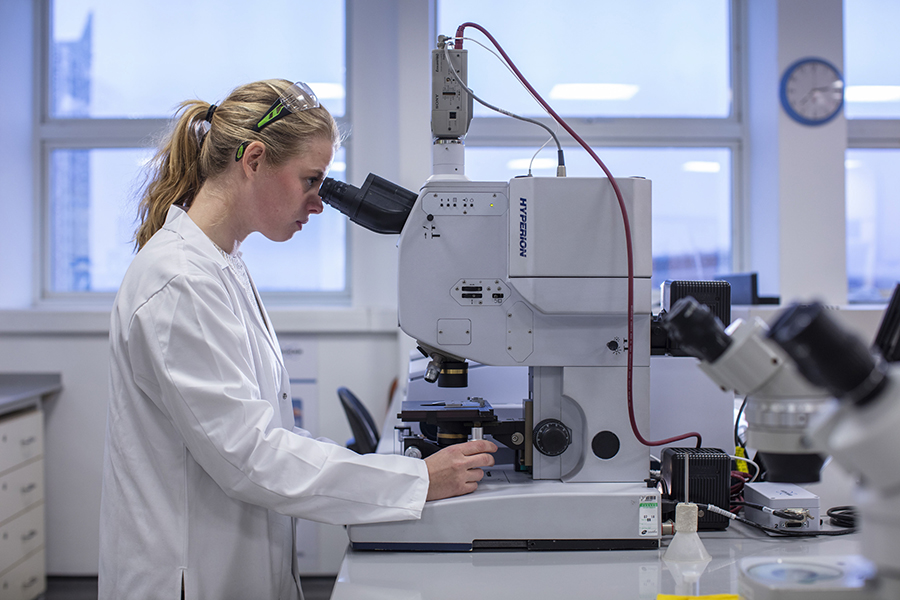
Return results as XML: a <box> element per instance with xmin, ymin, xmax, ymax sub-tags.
<box><xmin>282</xmin><ymin>392</ymin><xmax>288</xmax><ymax>400</ymax></box>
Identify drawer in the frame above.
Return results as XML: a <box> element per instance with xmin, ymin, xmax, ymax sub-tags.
<box><xmin>0</xmin><ymin>460</ymin><xmax>43</xmax><ymax>525</ymax></box>
<box><xmin>0</xmin><ymin>548</ymin><xmax>45</xmax><ymax>600</ymax></box>
<box><xmin>0</xmin><ymin>503</ymin><xmax>44</xmax><ymax>575</ymax></box>
<box><xmin>0</xmin><ymin>411</ymin><xmax>43</xmax><ymax>475</ymax></box>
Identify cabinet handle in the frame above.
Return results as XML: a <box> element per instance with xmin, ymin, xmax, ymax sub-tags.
<box><xmin>20</xmin><ymin>483</ymin><xmax>37</xmax><ymax>494</ymax></box>
<box><xmin>22</xmin><ymin>576</ymin><xmax>39</xmax><ymax>589</ymax></box>
<box><xmin>20</xmin><ymin>437</ymin><xmax>36</xmax><ymax>447</ymax></box>
<box><xmin>21</xmin><ymin>529</ymin><xmax>38</xmax><ymax>542</ymax></box>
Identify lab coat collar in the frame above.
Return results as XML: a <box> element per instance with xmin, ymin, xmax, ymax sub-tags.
<box><xmin>162</xmin><ymin>205</ymin><xmax>285</xmax><ymax>371</ymax></box>
<box><xmin>162</xmin><ymin>205</ymin><xmax>228</xmax><ymax>271</ymax></box>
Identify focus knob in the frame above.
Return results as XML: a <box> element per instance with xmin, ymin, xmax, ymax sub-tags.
<box><xmin>533</xmin><ymin>419</ymin><xmax>571</xmax><ymax>457</ymax></box>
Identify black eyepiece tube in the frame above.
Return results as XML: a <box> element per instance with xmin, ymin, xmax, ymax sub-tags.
<box><xmin>768</xmin><ymin>302</ymin><xmax>888</xmax><ymax>406</ymax></box>
<box><xmin>319</xmin><ymin>173</ymin><xmax>418</xmax><ymax>234</ymax></box>
<box><xmin>660</xmin><ymin>296</ymin><xmax>732</xmax><ymax>363</ymax></box>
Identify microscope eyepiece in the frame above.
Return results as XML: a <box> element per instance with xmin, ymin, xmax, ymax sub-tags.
<box><xmin>319</xmin><ymin>173</ymin><xmax>418</xmax><ymax>235</ymax></box>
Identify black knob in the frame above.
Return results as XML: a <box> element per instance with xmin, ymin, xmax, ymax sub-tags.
<box><xmin>533</xmin><ymin>419</ymin><xmax>571</xmax><ymax>457</ymax></box>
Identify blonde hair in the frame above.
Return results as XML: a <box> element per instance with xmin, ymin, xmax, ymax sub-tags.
<box><xmin>134</xmin><ymin>79</ymin><xmax>340</xmax><ymax>250</ymax></box>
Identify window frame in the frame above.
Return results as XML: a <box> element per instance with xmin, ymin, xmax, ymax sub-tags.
<box><xmin>33</xmin><ymin>0</ymin><xmax>353</xmax><ymax>307</ymax></box>
<box><xmin>439</xmin><ymin>0</ymin><xmax>747</xmax><ymax>291</ymax></box>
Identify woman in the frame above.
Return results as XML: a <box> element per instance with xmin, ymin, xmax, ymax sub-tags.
<box><xmin>99</xmin><ymin>79</ymin><xmax>495</xmax><ymax>600</ymax></box>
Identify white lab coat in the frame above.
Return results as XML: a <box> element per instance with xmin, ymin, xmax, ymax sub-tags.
<box><xmin>99</xmin><ymin>206</ymin><xmax>428</xmax><ymax>600</ymax></box>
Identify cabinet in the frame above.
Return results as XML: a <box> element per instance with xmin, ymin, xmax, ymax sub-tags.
<box><xmin>0</xmin><ymin>409</ymin><xmax>45</xmax><ymax>600</ymax></box>
<box><xmin>0</xmin><ymin>374</ymin><xmax>59</xmax><ymax>600</ymax></box>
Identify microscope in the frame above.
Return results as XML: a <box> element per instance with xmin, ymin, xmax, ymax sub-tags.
<box><xmin>743</xmin><ymin>301</ymin><xmax>900</xmax><ymax>599</ymax></box>
<box><xmin>320</xmin><ymin>32</ymin><xmax>660</xmax><ymax>550</ymax></box>
<box><xmin>659</xmin><ymin>292</ymin><xmax>900</xmax><ymax>598</ymax></box>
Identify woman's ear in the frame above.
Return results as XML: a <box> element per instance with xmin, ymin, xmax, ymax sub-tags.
<box><xmin>240</xmin><ymin>141</ymin><xmax>267</xmax><ymax>176</ymax></box>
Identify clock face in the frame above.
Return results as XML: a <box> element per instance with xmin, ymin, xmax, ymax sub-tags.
<box><xmin>780</xmin><ymin>58</ymin><xmax>844</xmax><ymax>125</ymax></box>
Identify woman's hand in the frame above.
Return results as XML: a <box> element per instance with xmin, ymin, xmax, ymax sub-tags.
<box><xmin>424</xmin><ymin>440</ymin><xmax>498</xmax><ymax>501</ymax></box>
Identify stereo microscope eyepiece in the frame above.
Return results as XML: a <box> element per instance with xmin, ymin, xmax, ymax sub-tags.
<box><xmin>661</xmin><ymin>297</ymin><xmax>732</xmax><ymax>363</ymax></box>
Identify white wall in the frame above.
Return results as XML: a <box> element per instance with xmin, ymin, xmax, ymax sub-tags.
<box><xmin>746</xmin><ymin>0</ymin><xmax>848</xmax><ymax>304</ymax></box>
<box><xmin>0</xmin><ymin>0</ymin><xmax>886</xmax><ymax>577</ymax></box>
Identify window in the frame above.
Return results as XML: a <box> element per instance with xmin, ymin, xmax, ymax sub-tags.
<box><xmin>845</xmin><ymin>0</ymin><xmax>900</xmax><ymax>302</ymax></box>
<box><xmin>843</xmin><ymin>0</ymin><xmax>900</xmax><ymax>120</ymax></box>
<box><xmin>846</xmin><ymin>150</ymin><xmax>900</xmax><ymax>302</ymax></box>
<box><xmin>439</xmin><ymin>1</ymin><xmax>730</xmax><ymax>119</ymax></box>
<box><xmin>437</xmin><ymin>0</ymin><xmax>738</xmax><ymax>291</ymax></box>
<box><xmin>42</xmin><ymin>0</ymin><xmax>347</xmax><ymax>299</ymax></box>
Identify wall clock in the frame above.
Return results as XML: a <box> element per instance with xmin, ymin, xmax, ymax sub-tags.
<box><xmin>779</xmin><ymin>58</ymin><xmax>844</xmax><ymax>126</ymax></box>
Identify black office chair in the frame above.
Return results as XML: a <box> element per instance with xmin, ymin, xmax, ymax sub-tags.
<box><xmin>337</xmin><ymin>387</ymin><xmax>380</xmax><ymax>454</ymax></box>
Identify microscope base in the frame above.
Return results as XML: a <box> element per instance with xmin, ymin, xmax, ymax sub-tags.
<box><xmin>348</xmin><ymin>468</ymin><xmax>660</xmax><ymax>551</ymax></box>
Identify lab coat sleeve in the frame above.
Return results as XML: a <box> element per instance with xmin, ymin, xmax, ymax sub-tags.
<box><xmin>126</xmin><ymin>272</ymin><xmax>428</xmax><ymax>525</ymax></box>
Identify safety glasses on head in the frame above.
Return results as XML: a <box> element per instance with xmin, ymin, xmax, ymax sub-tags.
<box><xmin>253</xmin><ymin>81</ymin><xmax>320</xmax><ymax>132</ymax></box>
<box><xmin>235</xmin><ymin>81</ymin><xmax>320</xmax><ymax>161</ymax></box>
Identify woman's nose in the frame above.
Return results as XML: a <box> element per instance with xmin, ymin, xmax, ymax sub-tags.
<box><xmin>310</xmin><ymin>193</ymin><xmax>324</xmax><ymax>214</ymax></box>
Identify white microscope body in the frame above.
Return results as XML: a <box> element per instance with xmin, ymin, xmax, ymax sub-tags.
<box><xmin>347</xmin><ymin>172</ymin><xmax>659</xmax><ymax>550</ymax></box>
<box><xmin>347</xmin><ymin>40</ymin><xmax>661</xmax><ymax>551</ymax></box>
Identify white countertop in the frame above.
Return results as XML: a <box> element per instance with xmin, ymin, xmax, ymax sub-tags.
<box><xmin>332</xmin><ymin>523</ymin><xmax>861</xmax><ymax>599</ymax></box>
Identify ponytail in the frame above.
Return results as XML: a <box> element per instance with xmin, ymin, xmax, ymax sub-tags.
<box><xmin>134</xmin><ymin>101</ymin><xmax>209</xmax><ymax>250</ymax></box>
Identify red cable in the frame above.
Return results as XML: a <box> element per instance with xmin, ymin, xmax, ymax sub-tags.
<box><xmin>455</xmin><ymin>22</ymin><xmax>701</xmax><ymax>448</ymax></box>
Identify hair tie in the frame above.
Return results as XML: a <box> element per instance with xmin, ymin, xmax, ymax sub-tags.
<box><xmin>205</xmin><ymin>104</ymin><xmax>218</xmax><ymax>123</ymax></box>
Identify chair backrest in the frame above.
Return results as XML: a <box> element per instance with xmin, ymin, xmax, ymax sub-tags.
<box><xmin>337</xmin><ymin>387</ymin><xmax>380</xmax><ymax>454</ymax></box>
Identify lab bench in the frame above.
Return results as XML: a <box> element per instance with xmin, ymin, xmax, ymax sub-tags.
<box><xmin>331</xmin><ymin>524</ymin><xmax>862</xmax><ymax>599</ymax></box>
<box><xmin>333</xmin><ymin>374</ymin><xmax>863</xmax><ymax>598</ymax></box>
<box><xmin>0</xmin><ymin>374</ymin><xmax>61</xmax><ymax>600</ymax></box>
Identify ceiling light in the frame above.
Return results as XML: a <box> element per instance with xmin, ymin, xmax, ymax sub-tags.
<box><xmin>682</xmin><ymin>161</ymin><xmax>721</xmax><ymax>173</ymax></box>
<box><xmin>845</xmin><ymin>85</ymin><xmax>900</xmax><ymax>103</ymax></box>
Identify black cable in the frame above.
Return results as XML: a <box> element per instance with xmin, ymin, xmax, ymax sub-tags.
<box><xmin>827</xmin><ymin>505</ymin><xmax>857</xmax><ymax>528</ymax></box>
<box><xmin>704</xmin><ymin>503</ymin><xmax>856</xmax><ymax>537</ymax></box>
<box><xmin>739</xmin><ymin>513</ymin><xmax>854</xmax><ymax>537</ymax></box>
<box><xmin>734</xmin><ymin>396</ymin><xmax>748</xmax><ymax>449</ymax></box>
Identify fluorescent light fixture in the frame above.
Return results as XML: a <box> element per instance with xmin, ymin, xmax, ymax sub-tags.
<box><xmin>682</xmin><ymin>161</ymin><xmax>721</xmax><ymax>173</ymax></box>
<box><xmin>845</xmin><ymin>159</ymin><xmax>863</xmax><ymax>170</ymax></box>
<box><xmin>309</xmin><ymin>83</ymin><xmax>345</xmax><ymax>100</ymax></box>
<box><xmin>549</xmin><ymin>83</ymin><xmax>639</xmax><ymax>101</ymax></box>
<box><xmin>845</xmin><ymin>85</ymin><xmax>900</xmax><ymax>103</ymax></box>
<box><xmin>507</xmin><ymin>158</ymin><xmax>558</xmax><ymax>171</ymax></box>
<box><xmin>331</xmin><ymin>161</ymin><xmax>347</xmax><ymax>173</ymax></box>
